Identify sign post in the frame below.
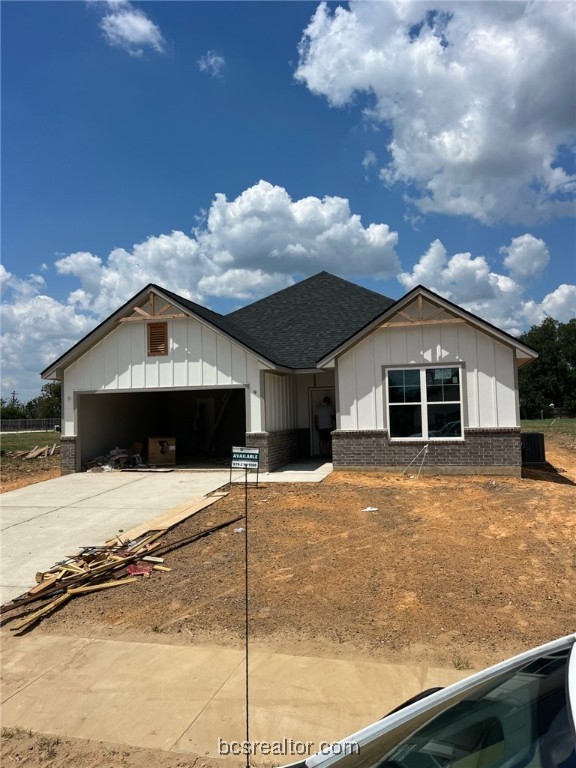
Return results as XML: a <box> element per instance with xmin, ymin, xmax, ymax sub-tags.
<box><xmin>231</xmin><ymin>446</ymin><xmax>260</xmax><ymax>768</ymax></box>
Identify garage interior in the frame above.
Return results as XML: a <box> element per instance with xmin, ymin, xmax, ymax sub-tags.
<box><xmin>77</xmin><ymin>388</ymin><xmax>247</xmax><ymax>469</ymax></box>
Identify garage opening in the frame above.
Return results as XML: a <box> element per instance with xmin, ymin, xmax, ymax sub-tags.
<box><xmin>77</xmin><ymin>388</ymin><xmax>246</xmax><ymax>469</ymax></box>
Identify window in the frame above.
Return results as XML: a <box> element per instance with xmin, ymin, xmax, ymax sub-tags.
<box><xmin>373</xmin><ymin>648</ymin><xmax>573</xmax><ymax>768</ymax></box>
<box><xmin>147</xmin><ymin>322</ymin><xmax>168</xmax><ymax>356</ymax></box>
<box><xmin>387</xmin><ymin>366</ymin><xmax>462</xmax><ymax>439</ymax></box>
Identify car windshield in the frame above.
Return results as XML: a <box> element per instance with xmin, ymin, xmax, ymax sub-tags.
<box><xmin>321</xmin><ymin>647</ymin><xmax>574</xmax><ymax>768</ymax></box>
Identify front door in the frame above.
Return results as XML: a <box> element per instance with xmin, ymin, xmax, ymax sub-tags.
<box><xmin>309</xmin><ymin>387</ymin><xmax>335</xmax><ymax>456</ymax></box>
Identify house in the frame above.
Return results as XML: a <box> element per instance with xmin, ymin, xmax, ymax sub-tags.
<box><xmin>42</xmin><ymin>272</ymin><xmax>537</xmax><ymax>475</ymax></box>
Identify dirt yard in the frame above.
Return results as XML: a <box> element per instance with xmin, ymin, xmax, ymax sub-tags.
<box><xmin>0</xmin><ymin>727</ymin><xmax>239</xmax><ymax>768</ymax></box>
<box><xmin>0</xmin><ymin>453</ymin><xmax>60</xmax><ymax>493</ymax></box>
<box><xmin>3</xmin><ymin>433</ymin><xmax>574</xmax><ymax>668</ymax></box>
<box><xmin>2</xmin><ymin>433</ymin><xmax>574</xmax><ymax>767</ymax></box>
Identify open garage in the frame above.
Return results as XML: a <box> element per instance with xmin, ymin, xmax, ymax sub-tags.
<box><xmin>76</xmin><ymin>387</ymin><xmax>247</xmax><ymax>469</ymax></box>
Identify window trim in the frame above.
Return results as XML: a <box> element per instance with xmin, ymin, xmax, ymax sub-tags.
<box><xmin>385</xmin><ymin>364</ymin><xmax>464</xmax><ymax>441</ymax></box>
<box><xmin>147</xmin><ymin>322</ymin><xmax>168</xmax><ymax>357</ymax></box>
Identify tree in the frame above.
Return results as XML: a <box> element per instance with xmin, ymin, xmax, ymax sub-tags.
<box><xmin>0</xmin><ymin>392</ymin><xmax>28</xmax><ymax>419</ymax></box>
<box><xmin>25</xmin><ymin>382</ymin><xmax>62</xmax><ymax>419</ymax></box>
<box><xmin>518</xmin><ymin>317</ymin><xmax>576</xmax><ymax>418</ymax></box>
<box><xmin>558</xmin><ymin>319</ymin><xmax>576</xmax><ymax>410</ymax></box>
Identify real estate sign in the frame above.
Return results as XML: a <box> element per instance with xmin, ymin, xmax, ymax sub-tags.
<box><xmin>231</xmin><ymin>446</ymin><xmax>260</xmax><ymax>469</ymax></box>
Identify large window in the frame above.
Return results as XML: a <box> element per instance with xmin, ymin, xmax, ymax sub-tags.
<box><xmin>387</xmin><ymin>366</ymin><xmax>462</xmax><ymax>439</ymax></box>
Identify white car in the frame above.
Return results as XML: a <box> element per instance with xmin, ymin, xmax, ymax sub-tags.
<box><xmin>284</xmin><ymin>635</ymin><xmax>575</xmax><ymax>768</ymax></box>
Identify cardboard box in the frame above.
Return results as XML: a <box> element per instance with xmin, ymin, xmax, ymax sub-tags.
<box><xmin>147</xmin><ymin>437</ymin><xmax>176</xmax><ymax>465</ymax></box>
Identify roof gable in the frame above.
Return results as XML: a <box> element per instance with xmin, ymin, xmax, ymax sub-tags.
<box><xmin>383</xmin><ymin>295</ymin><xmax>460</xmax><ymax>327</ymax></box>
<box><xmin>120</xmin><ymin>290</ymin><xmax>189</xmax><ymax>323</ymax></box>
<box><xmin>41</xmin><ymin>284</ymin><xmax>278</xmax><ymax>380</ymax></box>
<box><xmin>317</xmin><ymin>285</ymin><xmax>538</xmax><ymax>366</ymax></box>
<box><xmin>228</xmin><ymin>272</ymin><xmax>395</xmax><ymax>369</ymax></box>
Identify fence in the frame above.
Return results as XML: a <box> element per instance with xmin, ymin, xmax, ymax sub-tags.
<box><xmin>1</xmin><ymin>418</ymin><xmax>60</xmax><ymax>432</ymax></box>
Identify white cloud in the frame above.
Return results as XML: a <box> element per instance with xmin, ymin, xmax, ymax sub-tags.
<box><xmin>56</xmin><ymin>251</ymin><xmax>104</xmax><ymax>299</ymax></box>
<box><xmin>398</xmin><ymin>235</ymin><xmax>575</xmax><ymax>335</ymax></box>
<box><xmin>55</xmin><ymin>231</ymin><xmax>206</xmax><ymax>318</ymax></box>
<box><xmin>523</xmin><ymin>285</ymin><xmax>576</xmax><ymax>327</ymax></box>
<box><xmin>197</xmin><ymin>50</ymin><xmax>226</xmax><ymax>78</ymax></box>
<box><xmin>49</xmin><ymin>180</ymin><xmax>396</xmax><ymax>319</ymax></box>
<box><xmin>98</xmin><ymin>0</ymin><xmax>164</xmax><ymax>56</ymax></box>
<box><xmin>0</xmin><ymin>264</ymin><xmax>12</xmax><ymax>295</ymax></box>
<box><xmin>197</xmin><ymin>270</ymin><xmax>292</xmax><ymax>300</ymax></box>
<box><xmin>1</xmin><ymin>181</ymin><xmax>399</xmax><ymax>397</ymax></box>
<box><xmin>362</xmin><ymin>150</ymin><xmax>377</xmax><ymax>170</ymax></box>
<box><xmin>198</xmin><ymin>181</ymin><xmax>399</xmax><ymax>278</ymax></box>
<box><xmin>0</xmin><ymin>279</ymin><xmax>96</xmax><ymax>400</ymax></box>
<box><xmin>499</xmin><ymin>234</ymin><xmax>549</xmax><ymax>281</ymax></box>
<box><xmin>295</xmin><ymin>1</ymin><xmax>576</xmax><ymax>224</ymax></box>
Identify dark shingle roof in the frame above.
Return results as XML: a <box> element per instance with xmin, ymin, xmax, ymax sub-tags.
<box><xmin>227</xmin><ymin>272</ymin><xmax>395</xmax><ymax>368</ymax></box>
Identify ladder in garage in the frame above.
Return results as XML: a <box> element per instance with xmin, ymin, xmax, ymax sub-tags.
<box><xmin>209</xmin><ymin>390</ymin><xmax>232</xmax><ymax>452</ymax></box>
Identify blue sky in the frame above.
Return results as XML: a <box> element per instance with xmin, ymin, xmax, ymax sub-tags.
<box><xmin>2</xmin><ymin>0</ymin><xmax>575</xmax><ymax>400</ymax></box>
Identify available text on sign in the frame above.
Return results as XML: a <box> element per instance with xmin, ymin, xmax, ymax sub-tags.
<box><xmin>231</xmin><ymin>447</ymin><xmax>260</xmax><ymax>470</ymax></box>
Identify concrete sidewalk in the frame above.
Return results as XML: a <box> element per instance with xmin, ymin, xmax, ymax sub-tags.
<box><xmin>231</xmin><ymin>460</ymin><xmax>333</xmax><ymax>484</ymax></box>
<box><xmin>0</xmin><ymin>471</ymin><xmax>230</xmax><ymax>604</ymax></box>
<box><xmin>0</xmin><ymin>632</ymin><xmax>469</xmax><ymax>761</ymax></box>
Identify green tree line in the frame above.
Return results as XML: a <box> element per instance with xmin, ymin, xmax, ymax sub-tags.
<box><xmin>519</xmin><ymin>317</ymin><xmax>576</xmax><ymax>418</ymax></box>
<box><xmin>1</xmin><ymin>382</ymin><xmax>62</xmax><ymax>420</ymax></box>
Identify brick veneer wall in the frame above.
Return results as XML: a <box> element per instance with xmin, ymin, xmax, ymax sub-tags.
<box><xmin>60</xmin><ymin>436</ymin><xmax>77</xmax><ymax>474</ymax></box>
<box><xmin>246</xmin><ymin>429</ymin><xmax>309</xmax><ymax>472</ymax></box>
<box><xmin>332</xmin><ymin>428</ymin><xmax>522</xmax><ymax>475</ymax></box>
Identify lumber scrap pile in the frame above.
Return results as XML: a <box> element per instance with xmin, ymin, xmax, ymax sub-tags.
<box><xmin>0</xmin><ymin>512</ymin><xmax>243</xmax><ymax>635</ymax></box>
<box><xmin>6</xmin><ymin>444</ymin><xmax>60</xmax><ymax>460</ymax></box>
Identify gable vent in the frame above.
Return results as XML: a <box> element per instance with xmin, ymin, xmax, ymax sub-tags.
<box><xmin>147</xmin><ymin>322</ymin><xmax>168</xmax><ymax>356</ymax></box>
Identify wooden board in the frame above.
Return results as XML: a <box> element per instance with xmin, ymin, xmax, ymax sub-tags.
<box><xmin>105</xmin><ymin>493</ymin><xmax>228</xmax><ymax>545</ymax></box>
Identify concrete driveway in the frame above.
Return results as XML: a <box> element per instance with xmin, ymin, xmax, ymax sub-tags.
<box><xmin>0</xmin><ymin>471</ymin><xmax>229</xmax><ymax>604</ymax></box>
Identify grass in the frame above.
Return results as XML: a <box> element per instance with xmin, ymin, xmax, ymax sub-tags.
<box><xmin>521</xmin><ymin>418</ymin><xmax>575</xmax><ymax>436</ymax></box>
<box><xmin>1</xmin><ymin>726</ymin><xmax>33</xmax><ymax>739</ymax></box>
<box><xmin>0</xmin><ymin>430</ymin><xmax>61</xmax><ymax>454</ymax></box>
<box><xmin>37</xmin><ymin>734</ymin><xmax>61</xmax><ymax>759</ymax></box>
<box><xmin>452</xmin><ymin>654</ymin><xmax>473</xmax><ymax>671</ymax></box>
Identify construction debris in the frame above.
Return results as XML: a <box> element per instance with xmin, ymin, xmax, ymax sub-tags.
<box><xmin>4</xmin><ymin>444</ymin><xmax>61</xmax><ymax>460</ymax></box>
<box><xmin>0</xmin><ymin>514</ymin><xmax>242</xmax><ymax>634</ymax></box>
<box><xmin>83</xmin><ymin>442</ymin><xmax>144</xmax><ymax>472</ymax></box>
<box><xmin>126</xmin><ymin>562</ymin><xmax>154</xmax><ymax>576</ymax></box>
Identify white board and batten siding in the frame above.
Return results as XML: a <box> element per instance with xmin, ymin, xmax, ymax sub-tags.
<box><xmin>263</xmin><ymin>371</ymin><xmax>337</xmax><ymax>432</ymax></box>
<box><xmin>63</xmin><ymin>318</ymin><xmax>266</xmax><ymax>434</ymax></box>
<box><xmin>337</xmin><ymin>322</ymin><xmax>518</xmax><ymax>431</ymax></box>
<box><xmin>263</xmin><ymin>373</ymin><xmax>298</xmax><ymax>431</ymax></box>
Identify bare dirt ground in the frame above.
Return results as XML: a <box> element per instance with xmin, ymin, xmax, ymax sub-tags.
<box><xmin>2</xmin><ymin>434</ymin><xmax>575</xmax><ymax>767</ymax></box>
<box><xmin>0</xmin><ymin>454</ymin><xmax>60</xmax><ymax>493</ymax></box>
<box><xmin>0</xmin><ymin>727</ymin><xmax>240</xmax><ymax>768</ymax></box>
